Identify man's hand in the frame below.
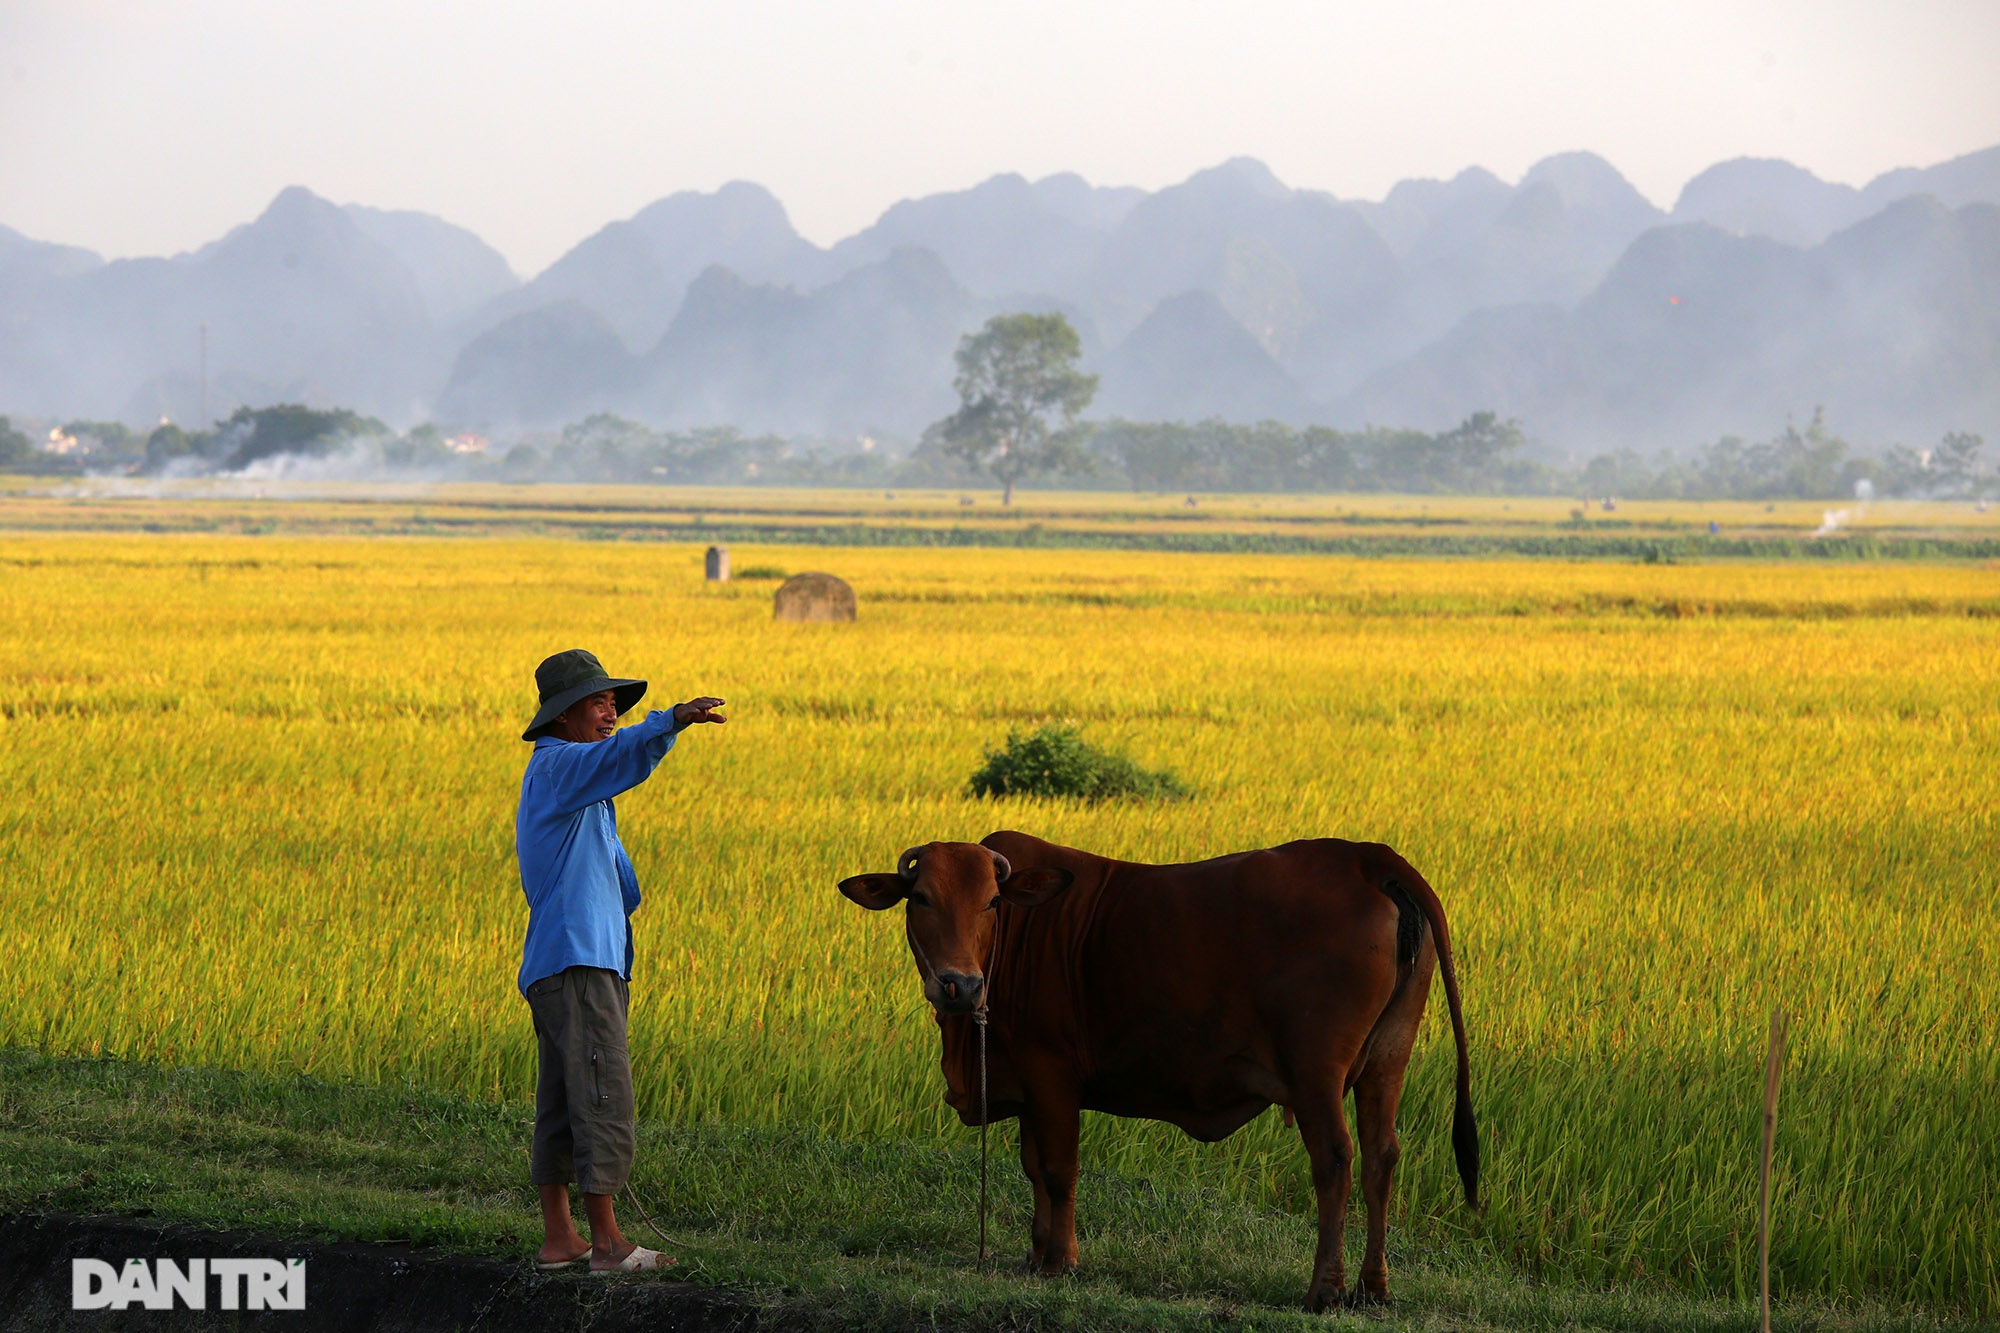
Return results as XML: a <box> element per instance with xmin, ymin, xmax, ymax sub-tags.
<box><xmin>673</xmin><ymin>697</ymin><xmax>727</xmax><ymax>727</ymax></box>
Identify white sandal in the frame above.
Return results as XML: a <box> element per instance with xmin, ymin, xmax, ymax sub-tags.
<box><xmin>591</xmin><ymin>1245</ymin><xmax>671</xmax><ymax>1274</ymax></box>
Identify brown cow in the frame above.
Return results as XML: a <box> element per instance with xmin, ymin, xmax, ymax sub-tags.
<box><xmin>837</xmin><ymin>830</ymin><xmax>1477</xmax><ymax>1310</ymax></box>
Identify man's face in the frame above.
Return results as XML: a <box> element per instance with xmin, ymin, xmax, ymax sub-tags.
<box><xmin>553</xmin><ymin>690</ymin><xmax>618</xmax><ymax>743</ymax></box>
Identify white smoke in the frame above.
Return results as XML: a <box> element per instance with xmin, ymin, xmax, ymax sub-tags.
<box><xmin>229</xmin><ymin>434</ymin><xmax>460</xmax><ymax>484</ymax></box>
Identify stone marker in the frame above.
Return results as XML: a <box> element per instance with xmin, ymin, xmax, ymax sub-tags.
<box><xmin>773</xmin><ymin>571</ymin><xmax>856</xmax><ymax>623</ymax></box>
<box><xmin>705</xmin><ymin>546</ymin><xmax>730</xmax><ymax>581</ymax></box>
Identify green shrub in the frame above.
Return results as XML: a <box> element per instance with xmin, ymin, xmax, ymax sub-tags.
<box><xmin>734</xmin><ymin>565</ymin><xmax>788</xmax><ymax>579</ymax></box>
<box><xmin>967</xmin><ymin>723</ymin><xmax>1188</xmax><ymax>802</ymax></box>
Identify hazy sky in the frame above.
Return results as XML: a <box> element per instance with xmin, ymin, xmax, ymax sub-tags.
<box><xmin>3</xmin><ymin>0</ymin><xmax>1996</xmax><ymax>276</ymax></box>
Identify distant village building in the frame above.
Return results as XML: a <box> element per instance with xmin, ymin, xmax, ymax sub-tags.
<box><xmin>446</xmin><ymin>433</ymin><xmax>489</xmax><ymax>454</ymax></box>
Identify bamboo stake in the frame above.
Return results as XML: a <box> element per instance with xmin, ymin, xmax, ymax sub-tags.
<box><xmin>1759</xmin><ymin>1008</ymin><xmax>1789</xmax><ymax>1333</ymax></box>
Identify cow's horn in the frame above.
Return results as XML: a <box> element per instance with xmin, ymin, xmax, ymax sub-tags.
<box><xmin>989</xmin><ymin>850</ymin><xmax>1012</xmax><ymax>882</ymax></box>
<box><xmin>897</xmin><ymin>846</ymin><xmax>925</xmax><ymax>881</ymax></box>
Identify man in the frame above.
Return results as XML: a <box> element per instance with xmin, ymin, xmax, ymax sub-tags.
<box><xmin>515</xmin><ymin>648</ymin><xmax>725</xmax><ymax>1273</ymax></box>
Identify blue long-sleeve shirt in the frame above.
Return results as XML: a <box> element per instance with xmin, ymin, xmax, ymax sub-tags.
<box><xmin>516</xmin><ymin>709</ymin><xmax>682</xmax><ymax>994</ymax></box>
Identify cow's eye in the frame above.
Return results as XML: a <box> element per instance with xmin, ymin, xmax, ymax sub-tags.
<box><xmin>907</xmin><ymin>892</ymin><xmax>931</xmax><ymax>908</ymax></box>
<box><xmin>988</xmin><ymin>896</ymin><xmax>1001</xmax><ymax>911</ymax></box>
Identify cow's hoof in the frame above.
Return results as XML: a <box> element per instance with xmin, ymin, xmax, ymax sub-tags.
<box><xmin>1305</xmin><ymin>1283</ymin><xmax>1347</xmax><ymax>1312</ymax></box>
<box><xmin>1345</xmin><ymin>1288</ymin><xmax>1391</xmax><ymax>1309</ymax></box>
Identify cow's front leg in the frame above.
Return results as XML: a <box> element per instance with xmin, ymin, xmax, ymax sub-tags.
<box><xmin>1020</xmin><ymin>1094</ymin><xmax>1082</xmax><ymax>1274</ymax></box>
<box><xmin>1017</xmin><ymin>1115</ymin><xmax>1053</xmax><ymax>1270</ymax></box>
<box><xmin>1293</xmin><ymin>1088</ymin><xmax>1355</xmax><ymax>1311</ymax></box>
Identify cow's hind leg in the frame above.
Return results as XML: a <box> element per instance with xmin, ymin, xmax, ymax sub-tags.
<box><xmin>1352</xmin><ymin>920</ymin><xmax>1437</xmax><ymax>1304</ymax></box>
<box><xmin>1292</xmin><ymin>1083</ymin><xmax>1356</xmax><ymax>1311</ymax></box>
<box><xmin>1351</xmin><ymin>1062</ymin><xmax>1409</xmax><ymax>1304</ymax></box>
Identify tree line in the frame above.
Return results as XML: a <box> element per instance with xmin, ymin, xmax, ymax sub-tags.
<box><xmin>1574</xmin><ymin>410</ymin><xmax>1988</xmax><ymax>501</ymax></box>
<box><xmin>6</xmin><ymin>404</ymin><xmax>1987</xmax><ymax>503</ymax></box>
<box><xmin>917</xmin><ymin>313</ymin><xmax>1990</xmax><ymax>501</ymax></box>
<box><xmin>3</xmin><ymin>311</ymin><xmax>1989</xmax><ymax>500</ymax></box>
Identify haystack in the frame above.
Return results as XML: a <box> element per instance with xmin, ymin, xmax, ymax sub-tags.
<box><xmin>773</xmin><ymin>572</ymin><xmax>856</xmax><ymax>622</ymax></box>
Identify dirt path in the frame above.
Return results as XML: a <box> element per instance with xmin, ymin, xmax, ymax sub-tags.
<box><xmin>0</xmin><ymin>1213</ymin><xmax>766</xmax><ymax>1331</ymax></box>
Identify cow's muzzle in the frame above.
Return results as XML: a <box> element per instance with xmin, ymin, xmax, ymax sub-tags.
<box><xmin>931</xmin><ymin>969</ymin><xmax>985</xmax><ymax>1015</ymax></box>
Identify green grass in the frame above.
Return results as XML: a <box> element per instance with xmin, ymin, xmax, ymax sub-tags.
<box><xmin>1</xmin><ymin>1048</ymin><xmax>1975</xmax><ymax>1332</ymax></box>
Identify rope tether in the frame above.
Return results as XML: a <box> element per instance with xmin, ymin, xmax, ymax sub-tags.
<box><xmin>895</xmin><ymin>856</ymin><xmax>1002</xmax><ymax>1275</ymax></box>
<box><xmin>976</xmin><ymin>1001</ymin><xmax>989</xmax><ymax>1273</ymax></box>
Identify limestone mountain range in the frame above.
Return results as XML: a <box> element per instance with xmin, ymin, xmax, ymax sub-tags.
<box><xmin>2</xmin><ymin>144</ymin><xmax>1996</xmax><ymax>452</ymax></box>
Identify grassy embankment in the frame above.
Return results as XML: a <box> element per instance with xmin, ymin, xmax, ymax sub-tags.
<box><xmin>0</xmin><ymin>1049</ymin><xmax>1968</xmax><ymax>1332</ymax></box>
<box><xmin>0</xmin><ymin>512</ymin><xmax>1994</xmax><ymax>1325</ymax></box>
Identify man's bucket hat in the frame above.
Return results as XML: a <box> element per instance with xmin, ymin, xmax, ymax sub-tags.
<box><xmin>522</xmin><ymin>649</ymin><xmax>647</xmax><ymax>741</ymax></box>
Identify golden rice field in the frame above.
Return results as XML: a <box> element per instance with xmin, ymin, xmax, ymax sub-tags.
<box><xmin>0</xmin><ymin>531</ymin><xmax>1994</xmax><ymax>1314</ymax></box>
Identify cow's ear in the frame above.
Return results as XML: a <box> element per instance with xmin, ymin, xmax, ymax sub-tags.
<box><xmin>998</xmin><ymin>867</ymin><xmax>1073</xmax><ymax>908</ymax></box>
<box><xmin>839</xmin><ymin>874</ymin><xmax>908</xmax><ymax>911</ymax></box>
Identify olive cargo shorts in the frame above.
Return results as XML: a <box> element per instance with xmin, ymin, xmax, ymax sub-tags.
<box><xmin>525</xmin><ymin>966</ymin><xmax>636</xmax><ymax>1195</ymax></box>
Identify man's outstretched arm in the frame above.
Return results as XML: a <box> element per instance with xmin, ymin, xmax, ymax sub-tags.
<box><xmin>535</xmin><ymin>698</ymin><xmax>726</xmax><ymax>814</ymax></box>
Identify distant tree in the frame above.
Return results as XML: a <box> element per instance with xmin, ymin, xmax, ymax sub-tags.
<box><xmin>404</xmin><ymin>423</ymin><xmax>446</xmax><ymax>452</ymax></box>
<box><xmin>540</xmin><ymin>414</ymin><xmax>792</xmax><ymax>485</ymax></box>
<box><xmin>502</xmin><ymin>443</ymin><xmax>541</xmax><ymax>477</ymax></box>
<box><xmin>1866</xmin><ymin>444</ymin><xmax>1930</xmax><ymax>498</ymax></box>
<box><xmin>1092</xmin><ymin>418</ymin><xmax>1339</xmax><ymax>493</ymax></box>
<box><xmin>561</xmin><ymin>413</ymin><xmax>655</xmax><ymax>455</ymax></box>
<box><xmin>1635</xmin><ymin>408</ymin><xmax>1854</xmax><ymax>500</ymax></box>
<box><xmin>1086</xmin><ymin>414</ymin><xmax>1561</xmax><ymax>495</ymax></box>
<box><xmin>1355</xmin><ymin>412</ymin><xmax>1531</xmax><ymax>493</ymax></box>
<box><xmin>1091</xmin><ymin>420</ymin><xmax>1211</xmax><ymax>492</ymax></box>
<box><xmin>144</xmin><ymin>423</ymin><xmax>191</xmax><ymax>472</ymax></box>
<box><xmin>1568</xmin><ymin>409</ymin><xmax>1927</xmax><ymax>501</ymax></box>
<box><xmin>557</xmin><ymin>413</ymin><xmax>654</xmax><ymax>480</ymax></box>
<box><xmin>61</xmin><ymin>420</ymin><xmax>142</xmax><ymax>462</ymax></box>
<box><xmin>1295</xmin><ymin>426</ymin><xmax>1361</xmax><ymax>491</ymax></box>
<box><xmin>1752</xmin><ymin>407</ymin><xmax>1849</xmax><ymax>498</ymax></box>
<box><xmin>385</xmin><ymin>423</ymin><xmax>451</xmax><ymax>470</ymax></box>
<box><xmin>925</xmin><ymin>313</ymin><xmax>1098</xmax><ymax>504</ymax></box>
<box><xmin>0</xmin><ymin>416</ymin><xmax>32</xmax><ymax>469</ymax></box>
<box><xmin>1419</xmin><ymin>412</ymin><xmax>1527</xmax><ymax>491</ymax></box>
<box><xmin>1931</xmin><ymin>431</ymin><xmax>1984</xmax><ymax>497</ymax></box>
<box><xmin>216</xmin><ymin>404</ymin><xmax>387</xmax><ymax>470</ymax></box>
<box><xmin>1577</xmin><ymin>447</ymin><xmax>1659</xmax><ymax>499</ymax></box>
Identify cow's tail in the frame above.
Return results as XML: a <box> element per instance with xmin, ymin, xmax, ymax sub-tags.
<box><xmin>1394</xmin><ymin>866</ymin><xmax>1480</xmax><ymax>1212</ymax></box>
